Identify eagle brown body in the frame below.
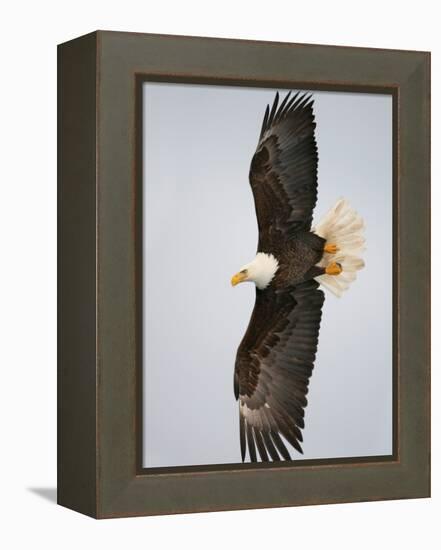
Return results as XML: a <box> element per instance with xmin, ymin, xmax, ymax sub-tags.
<box><xmin>269</xmin><ymin>232</ymin><xmax>326</xmax><ymax>288</ymax></box>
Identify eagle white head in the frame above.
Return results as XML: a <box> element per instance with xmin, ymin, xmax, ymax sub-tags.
<box><xmin>231</xmin><ymin>252</ymin><xmax>279</xmax><ymax>290</ymax></box>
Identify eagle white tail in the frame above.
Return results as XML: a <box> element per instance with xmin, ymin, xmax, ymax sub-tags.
<box><xmin>313</xmin><ymin>198</ymin><xmax>365</xmax><ymax>297</ymax></box>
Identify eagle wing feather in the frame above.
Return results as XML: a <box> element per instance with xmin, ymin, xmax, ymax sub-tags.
<box><xmin>234</xmin><ymin>280</ymin><xmax>324</xmax><ymax>461</ymax></box>
<box><xmin>249</xmin><ymin>91</ymin><xmax>319</xmax><ymax>252</ymax></box>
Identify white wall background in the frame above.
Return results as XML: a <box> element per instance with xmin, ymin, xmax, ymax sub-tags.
<box><xmin>0</xmin><ymin>1</ymin><xmax>438</xmax><ymax>548</ymax></box>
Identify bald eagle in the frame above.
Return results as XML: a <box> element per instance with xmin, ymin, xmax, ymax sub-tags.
<box><xmin>230</xmin><ymin>91</ymin><xmax>365</xmax><ymax>462</ymax></box>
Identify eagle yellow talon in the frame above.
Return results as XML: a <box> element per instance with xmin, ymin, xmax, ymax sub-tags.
<box><xmin>325</xmin><ymin>262</ymin><xmax>342</xmax><ymax>276</ymax></box>
<box><xmin>324</xmin><ymin>243</ymin><xmax>338</xmax><ymax>254</ymax></box>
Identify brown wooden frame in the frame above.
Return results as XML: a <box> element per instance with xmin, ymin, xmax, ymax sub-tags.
<box><xmin>58</xmin><ymin>30</ymin><xmax>430</xmax><ymax>518</ymax></box>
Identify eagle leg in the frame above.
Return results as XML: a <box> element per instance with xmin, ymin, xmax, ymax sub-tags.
<box><xmin>325</xmin><ymin>262</ymin><xmax>342</xmax><ymax>276</ymax></box>
<box><xmin>324</xmin><ymin>243</ymin><xmax>339</xmax><ymax>254</ymax></box>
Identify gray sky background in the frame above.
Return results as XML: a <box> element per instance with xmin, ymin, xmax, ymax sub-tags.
<box><xmin>143</xmin><ymin>83</ymin><xmax>393</xmax><ymax>468</ymax></box>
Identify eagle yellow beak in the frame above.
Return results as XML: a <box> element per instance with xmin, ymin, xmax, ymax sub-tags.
<box><xmin>231</xmin><ymin>271</ymin><xmax>248</xmax><ymax>287</ymax></box>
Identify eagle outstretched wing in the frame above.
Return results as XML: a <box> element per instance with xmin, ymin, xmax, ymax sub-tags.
<box><xmin>249</xmin><ymin>91</ymin><xmax>318</xmax><ymax>252</ymax></box>
<box><xmin>234</xmin><ymin>280</ymin><xmax>324</xmax><ymax>461</ymax></box>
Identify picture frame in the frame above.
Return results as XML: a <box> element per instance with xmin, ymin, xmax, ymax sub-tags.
<box><xmin>58</xmin><ymin>30</ymin><xmax>430</xmax><ymax>518</ymax></box>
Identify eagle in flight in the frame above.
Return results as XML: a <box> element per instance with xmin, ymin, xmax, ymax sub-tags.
<box><xmin>230</xmin><ymin>91</ymin><xmax>365</xmax><ymax>462</ymax></box>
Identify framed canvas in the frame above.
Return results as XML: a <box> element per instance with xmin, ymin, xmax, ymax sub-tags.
<box><xmin>58</xmin><ymin>31</ymin><xmax>430</xmax><ymax>518</ymax></box>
